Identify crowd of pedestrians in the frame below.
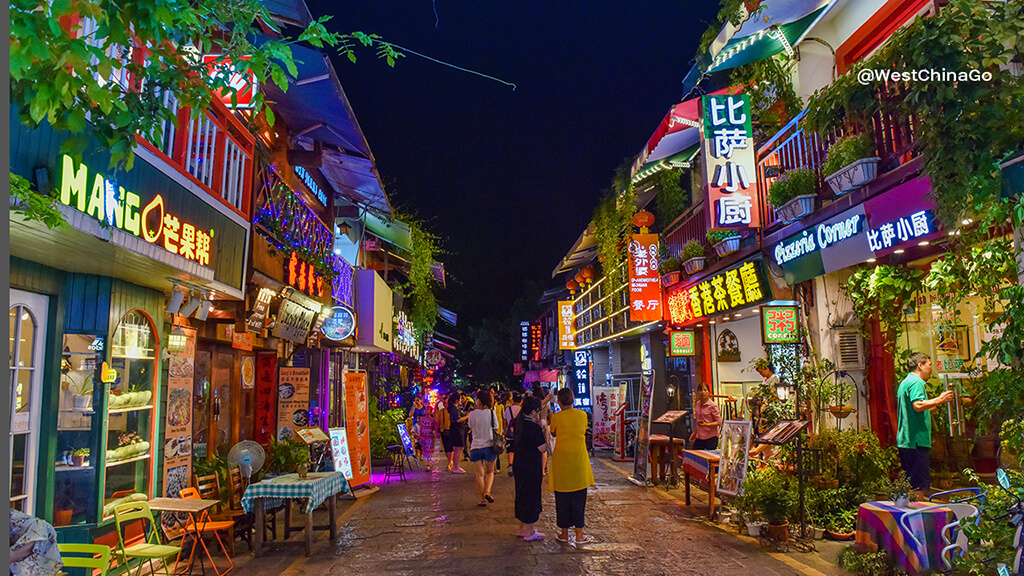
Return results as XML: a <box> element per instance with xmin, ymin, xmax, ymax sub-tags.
<box><xmin>409</xmin><ymin>384</ymin><xmax>594</xmax><ymax>544</ymax></box>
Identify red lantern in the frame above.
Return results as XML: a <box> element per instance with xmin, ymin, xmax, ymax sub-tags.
<box><xmin>574</xmin><ymin>271</ymin><xmax>584</xmax><ymax>284</ymax></box>
<box><xmin>632</xmin><ymin>210</ymin><xmax>655</xmax><ymax>228</ymax></box>
<box><xmin>581</xmin><ymin>266</ymin><xmax>595</xmax><ymax>284</ymax></box>
<box><xmin>566</xmin><ymin>279</ymin><xmax>579</xmax><ymax>292</ymax></box>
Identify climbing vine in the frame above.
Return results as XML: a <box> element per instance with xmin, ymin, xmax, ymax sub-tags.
<box><xmin>593</xmin><ymin>177</ymin><xmax>635</xmax><ymax>316</ymax></box>
<box><xmin>844</xmin><ymin>265</ymin><xmax>923</xmax><ymax>349</ymax></box>
<box><xmin>396</xmin><ymin>216</ymin><xmax>443</xmax><ymax>337</ymax></box>
<box><xmin>729</xmin><ymin>57</ymin><xmax>803</xmax><ymax>141</ymax></box>
<box><xmin>654</xmin><ymin>169</ymin><xmax>688</xmax><ymax>229</ymax></box>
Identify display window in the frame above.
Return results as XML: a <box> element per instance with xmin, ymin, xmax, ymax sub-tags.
<box><xmin>10</xmin><ymin>289</ymin><xmax>48</xmax><ymax>516</ymax></box>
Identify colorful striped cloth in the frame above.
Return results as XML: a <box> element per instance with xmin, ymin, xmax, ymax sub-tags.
<box><xmin>855</xmin><ymin>500</ymin><xmax>953</xmax><ymax>574</ymax></box>
<box><xmin>679</xmin><ymin>449</ymin><xmax>720</xmax><ymax>480</ymax></box>
<box><xmin>241</xmin><ymin>472</ymin><xmax>350</xmax><ymax>514</ymax></box>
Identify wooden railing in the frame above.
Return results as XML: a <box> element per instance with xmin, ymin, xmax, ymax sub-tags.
<box><xmin>755</xmin><ymin>109</ymin><xmax>827</xmax><ymax>229</ymax></box>
<box><xmin>74</xmin><ymin>17</ymin><xmax>255</xmax><ymax>219</ymax></box>
<box><xmin>663</xmin><ymin>203</ymin><xmax>708</xmax><ymax>260</ymax></box>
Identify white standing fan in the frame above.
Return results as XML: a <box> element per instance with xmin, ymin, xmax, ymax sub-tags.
<box><xmin>228</xmin><ymin>440</ymin><xmax>266</xmax><ymax>486</ymax></box>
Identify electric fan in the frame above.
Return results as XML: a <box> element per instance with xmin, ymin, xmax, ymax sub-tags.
<box><xmin>227</xmin><ymin>440</ymin><xmax>266</xmax><ymax>485</ymax></box>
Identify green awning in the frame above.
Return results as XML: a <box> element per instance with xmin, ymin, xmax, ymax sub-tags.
<box><xmin>363</xmin><ymin>212</ymin><xmax>412</xmax><ymax>253</ymax></box>
<box><xmin>706</xmin><ymin>8</ymin><xmax>826</xmax><ymax>74</ymax></box>
<box><xmin>632</xmin><ymin>145</ymin><xmax>699</xmax><ymax>184</ymax></box>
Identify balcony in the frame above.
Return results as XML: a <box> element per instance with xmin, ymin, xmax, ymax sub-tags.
<box><xmin>755</xmin><ymin>86</ymin><xmax>921</xmax><ymax>228</ymax></box>
<box><xmin>74</xmin><ymin>18</ymin><xmax>255</xmax><ymax>219</ymax></box>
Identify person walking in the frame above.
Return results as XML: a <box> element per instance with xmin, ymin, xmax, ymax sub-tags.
<box><xmin>493</xmin><ymin>392</ymin><xmax>506</xmax><ymax>472</ymax></box>
<box><xmin>504</xmin><ymin>392</ymin><xmax>523</xmax><ymax>476</ymax></box>
<box><xmin>897</xmin><ymin>352</ymin><xmax>954</xmax><ymax>493</ymax></box>
<box><xmin>445</xmin><ymin>394</ymin><xmax>468</xmax><ymax>473</ymax></box>
<box><xmin>467</xmin><ymin>392</ymin><xmax>499</xmax><ymax>506</ymax></box>
<box><xmin>549</xmin><ymin>387</ymin><xmax>594</xmax><ymax>545</ymax></box>
<box><xmin>690</xmin><ymin>383</ymin><xmax>722</xmax><ymax>450</ymax></box>
<box><xmin>513</xmin><ymin>395</ymin><xmax>548</xmax><ymax>541</ymax></box>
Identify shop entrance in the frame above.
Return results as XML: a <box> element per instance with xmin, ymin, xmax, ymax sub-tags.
<box><xmin>10</xmin><ymin>289</ymin><xmax>47</xmax><ymax>515</ymax></box>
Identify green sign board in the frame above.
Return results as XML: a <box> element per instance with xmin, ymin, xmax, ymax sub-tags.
<box><xmin>668</xmin><ymin>331</ymin><xmax>696</xmax><ymax>356</ymax></box>
<box><xmin>761</xmin><ymin>305</ymin><xmax>800</xmax><ymax>344</ymax></box>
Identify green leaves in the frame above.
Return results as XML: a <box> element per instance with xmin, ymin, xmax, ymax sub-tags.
<box><xmin>10</xmin><ymin>172</ymin><xmax>69</xmax><ymax>230</ymax></box>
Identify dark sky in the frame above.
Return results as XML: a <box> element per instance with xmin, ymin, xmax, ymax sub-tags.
<box><xmin>307</xmin><ymin>1</ymin><xmax>719</xmax><ymax>334</ymax></box>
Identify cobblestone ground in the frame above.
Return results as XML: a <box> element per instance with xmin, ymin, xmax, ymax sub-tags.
<box><xmin>227</xmin><ymin>452</ymin><xmax>846</xmax><ymax>576</ymax></box>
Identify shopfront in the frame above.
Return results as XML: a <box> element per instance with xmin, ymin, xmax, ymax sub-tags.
<box><xmin>9</xmin><ymin>110</ymin><xmax>250</xmax><ymax>541</ymax></box>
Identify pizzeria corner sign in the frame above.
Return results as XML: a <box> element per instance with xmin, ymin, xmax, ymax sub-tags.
<box><xmin>772</xmin><ymin>176</ymin><xmax>942</xmax><ymax>285</ymax></box>
<box><xmin>665</xmin><ymin>258</ymin><xmax>771</xmax><ymax>326</ymax></box>
<box><xmin>702</xmin><ymin>93</ymin><xmax>760</xmax><ymax>229</ymax></box>
<box><xmin>59</xmin><ymin>155</ymin><xmax>214</xmax><ymax>267</ymax></box>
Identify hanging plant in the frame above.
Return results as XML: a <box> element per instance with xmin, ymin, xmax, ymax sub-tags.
<box><xmin>593</xmin><ymin>180</ymin><xmax>636</xmax><ymax>316</ymax></box>
<box><xmin>729</xmin><ymin>57</ymin><xmax>803</xmax><ymax>141</ymax></box>
<box><xmin>843</xmin><ymin>265</ymin><xmax>924</xmax><ymax>348</ymax></box>
<box><xmin>655</xmin><ymin>169</ymin><xmax>689</xmax><ymax>228</ymax></box>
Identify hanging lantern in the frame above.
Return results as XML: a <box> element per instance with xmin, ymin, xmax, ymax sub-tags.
<box><xmin>581</xmin><ymin>266</ymin><xmax>595</xmax><ymax>284</ymax></box>
<box><xmin>566</xmin><ymin>279</ymin><xmax>579</xmax><ymax>296</ymax></box>
<box><xmin>574</xmin><ymin>271</ymin><xmax>585</xmax><ymax>284</ymax></box>
<box><xmin>167</xmin><ymin>326</ymin><xmax>187</xmax><ymax>354</ymax></box>
<box><xmin>632</xmin><ymin>210</ymin><xmax>655</xmax><ymax>230</ymax></box>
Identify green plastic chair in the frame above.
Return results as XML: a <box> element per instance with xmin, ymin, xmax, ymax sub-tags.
<box><xmin>112</xmin><ymin>501</ymin><xmax>181</xmax><ymax>576</ymax></box>
<box><xmin>57</xmin><ymin>543</ymin><xmax>112</xmax><ymax>576</ymax></box>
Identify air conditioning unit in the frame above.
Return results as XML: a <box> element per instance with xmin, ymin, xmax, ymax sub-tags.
<box><xmin>835</xmin><ymin>328</ymin><xmax>865</xmax><ymax>371</ymax></box>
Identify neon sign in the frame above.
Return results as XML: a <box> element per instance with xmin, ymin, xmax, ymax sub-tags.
<box><xmin>701</xmin><ymin>94</ymin><xmax>760</xmax><ymax>228</ymax></box>
<box><xmin>286</xmin><ymin>251</ymin><xmax>326</xmax><ymax>298</ymax></box>
<box><xmin>668</xmin><ymin>331</ymin><xmax>696</xmax><ymax>356</ymax></box>
<box><xmin>666</xmin><ymin>259</ymin><xmax>770</xmax><ymax>325</ymax></box>
<box><xmin>774</xmin><ymin>213</ymin><xmax>864</xmax><ymax>266</ymax></box>
<box><xmin>867</xmin><ymin>210</ymin><xmax>932</xmax><ymax>252</ymax></box>
<box><xmin>294</xmin><ymin>166</ymin><xmax>328</xmax><ymax>207</ymax></box>
<box><xmin>60</xmin><ymin>155</ymin><xmax>213</xmax><ymax>266</ymax></box>
<box><xmin>557</xmin><ymin>301</ymin><xmax>576</xmax><ymax>350</ymax></box>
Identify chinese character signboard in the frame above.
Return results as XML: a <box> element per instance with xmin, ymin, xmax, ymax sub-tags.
<box><xmin>520</xmin><ymin>321</ymin><xmax>529</xmax><ymax>361</ymax></box>
<box><xmin>592</xmin><ymin>386</ymin><xmax>617</xmax><ymax>448</ymax></box>
<box><xmin>666</xmin><ymin>258</ymin><xmax>771</xmax><ymax>325</ymax></box>
<box><xmin>254</xmin><ymin>352</ymin><xmax>277</xmax><ymax>444</ymax></box>
<box><xmin>701</xmin><ymin>94</ymin><xmax>760</xmax><ymax>229</ymax></box>
<box><xmin>627</xmin><ymin>234</ymin><xmax>663</xmax><ymax>322</ymax></box>
<box><xmin>557</xmin><ymin>301</ymin><xmax>576</xmax><ymax>350</ymax></box>
<box><xmin>761</xmin><ymin>305</ymin><xmax>800</xmax><ymax>344</ymax></box>
<box><xmin>864</xmin><ymin>177</ymin><xmax>942</xmax><ymax>257</ymax></box>
<box><xmin>668</xmin><ymin>330</ymin><xmax>696</xmax><ymax>356</ymax></box>
<box><xmin>529</xmin><ymin>322</ymin><xmax>542</xmax><ymax>362</ymax></box>
<box><xmin>571</xmin><ymin>350</ymin><xmax>592</xmax><ymax>408</ymax></box>
<box><xmin>286</xmin><ymin>251</ymin><xmax>329</xmax><ymax>299</ymax></box>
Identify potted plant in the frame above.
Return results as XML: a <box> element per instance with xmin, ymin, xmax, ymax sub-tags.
<box><xmin>824</xmin><ymin>508</ymin><xmax>857</xmax><ymax>541</ymax></box>
<box><xmin>889</xmin><ymin>472</ymin><xmax>912</xmax><ymax>508</ymax></box>
<box><xmin>768</xmin><ymin>168</ymin><xmax>817</xmax><ymax>223</ymax></box>
<box><xmin>822</xmin><ymin>133</ymin><xmax>879</xmax><ymax>196</ymax></box>
<box><xmin>826</xmin><ymin>379</ymin><xmax>855</xmax><ymax>420</ymax></box>
<box><xmin>53</xmin><ymin>488</ymin><xmax>75</xmax><ymax>527</ymax></box>
<box><xmin>71</xmin><ymin>448</ymin><xmax>89</xmax><ymax>467</ymax></box>
<box><xmin>707</xmin><ymin>230</ymin><xmax>741</xmax><ymax>257</ymax></box>
<box><xmin>69</xmin><ymin>374</ymin><xmax>93</xmax><ymax>410</ymax></box>
<box><xmin>660</xmin><ymin>257</ymin><xmax>682</xmax><ymax>287</ymax></box>
<box><xmin>760</xmin><ymin>487</ymin><xmax>795</xmax><ymax>542</ymax></box>
<box><xmin>680</xmin><ymin>241</ymin><xmax>705</xmax><ymax>274</ymax></box>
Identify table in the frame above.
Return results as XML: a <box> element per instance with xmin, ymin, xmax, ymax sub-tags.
<box><xmin>679</xmin><ymin>449</ymin><xmax>721</xmax><ymax>519</ymax></box>
<box><xmin>856</xmin><ymin>500</ymin><xmax>954</xmax><ymax>574</ymax></box>
<box><xmin>649</xmin><ymin>435</ymin><xmax>686</xmax><ymax>486</ymax></box>
<box><xmin>241</xmin><ymin>472</ymin><xmax>350</xmax><ymax>557</ymax></box>
<box><xmin>148</xmin><ymin>497</ymin><xmax>230</xmax><ymax>576</ymax></box>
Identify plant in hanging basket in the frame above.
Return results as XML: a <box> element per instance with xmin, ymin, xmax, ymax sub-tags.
<box><xmin>768</xmin><ymin>168</ymin><xmax>817</xmax><ymax>223</ymax></box>
<box><xmin>680</xmin><ymin>241</ymin><xmax>706</xmax><ymax>274</ymax></box>
<box><xmin>660</xmin><ymin>257</ymin><xmax>682</xmax><ymax>287</ymax></box>
<box><xmin>822</xmin><ymin>133</ymin><xmax>879</xmax><ymax>196</ymax></box>
<box><xmin>708</xmin><ymin>230</ymin><xmax>741</xmax><ymax>257</ymax></box>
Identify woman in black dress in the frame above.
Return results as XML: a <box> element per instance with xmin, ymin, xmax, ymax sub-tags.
<box><xmin>447</xmin><ymin>394</ymin><xmax>468</xmax><ymax>473</ymax></box>
<box><xmin>513</xmin><ymin>396</ymin><xmax>548</xmax><ymax>541</ymax></box>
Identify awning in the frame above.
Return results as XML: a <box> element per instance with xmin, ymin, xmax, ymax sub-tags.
<box><xmin>262</xmin><ymin>0</ymin><xmax>313</xmax><ymax>27</ymax></box>
<box><xmin>362</xmin><ymin>212</ymin><xmax>413</xmax><ymax>253</ymax></box>
<box><xmin>552</xmin><ymin>226</ymin><xmax>597</xmax><ymax>277</ymax></box>
<box><xmin>631</xmin><ymin>145</ymin><xmax>700</xmax><ymax>185</ymax></box>
<box><xmin>682</xmin><ymin>0</ymin><xmax>834</xmax><ymax>94</ymax></box>
<box><xmin>524</xmin><ymin>369</ymin><xmax>560</xmax><ymax>383</ymax></box>
<box><xmin>317</xmin><ymin>147</ymin><xmax>391</xmax><ymax>216</ymax></box>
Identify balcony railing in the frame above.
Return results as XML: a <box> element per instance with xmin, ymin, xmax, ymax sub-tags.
<box><xmin>663</xmin><ymin>203</ymin><xmax>708</xmax><ymax>260</ymax></box>
<box><xmin>74</xmin><ymin>18</ymin><xmax>255</xmax><ymax>219</ymax></box>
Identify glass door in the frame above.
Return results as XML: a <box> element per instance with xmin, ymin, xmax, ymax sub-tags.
<box><xmin>10</xmin><ymin>289</ymin><xmax>47</xmax><ymax>516</ymax></box>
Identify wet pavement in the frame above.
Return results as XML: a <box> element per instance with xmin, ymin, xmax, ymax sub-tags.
<box><xmin>227</xmin><ymin>452</ymin><xmax>844</xmax><ymax>576</ymax></box>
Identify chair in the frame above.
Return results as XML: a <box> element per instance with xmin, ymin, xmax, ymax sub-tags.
<box><xmin>384</xmin><ymin>445</ymin><xmax>407</xmax><ymax>483</ymax></box>
<box><xmin>58</xmin><ymin>543</ymin><xmax>112</xmax><ymax>576</ymax></box>
<box><xmin>179</xmin><ymin>487</ymin><xmax>237</xmax><ymax>557</ymax></box>
<box><xmin>900</xmin><ymin>502</ymin><xmax>980</xmax><ymax>571</ymax></box>
<box><xmin>112</xmin><ymin>501</ymin><xmax>181</xmax><ymax>576</ymax></box>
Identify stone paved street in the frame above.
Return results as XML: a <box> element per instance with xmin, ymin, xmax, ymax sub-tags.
<box><xmin>227</xmin><ymin>453</ymin><xmax>845</xmax><ymax>576</ymax></box>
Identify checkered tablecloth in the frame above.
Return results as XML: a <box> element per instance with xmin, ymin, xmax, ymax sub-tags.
<box><xmin>241</xmin><ymin>472</ymin><xmax>350</xmax><ymax>514</ymax></box>
<box><xmin>680</xmin><ymin>449</ymin><xmax>720</xmax><ymax>480</ymax></box>
<box><xmin>856</xmin><ymin>501</ymin><xmax>953</xmax><ymax>574</ymax></box>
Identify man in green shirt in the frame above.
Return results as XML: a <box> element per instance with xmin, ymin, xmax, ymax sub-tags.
<box><xmin>897</xmin><ymin>352</ymin><xmax>955</xmax><ymax>492</ymax></box>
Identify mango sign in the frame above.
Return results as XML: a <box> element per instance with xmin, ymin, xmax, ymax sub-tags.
<box><xmin>60</xmin><ymin>155</ymin><xmax>214</xmax><ymax>267</ymax></box>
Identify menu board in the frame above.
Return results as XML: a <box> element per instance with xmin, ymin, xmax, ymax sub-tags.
<box><xmin>254</xmin><ymin>352</ymin><xmax>277</xmax><ymax>445</ymax></box>
<box><xmin>328</xmin><ymin>428</ymin><xmax>354</xmax><ymax>478</ymax></box>
<box><xmin>344</xmin><ymin>371</ymin><xmax>371</xmax><ymax>486</ymax></box>
<box><xmin>631</xmin><ymin>371</ymin><xmax>656</xmax><ymax>484</ymax></box>
<box><xmin>653</xmin><ymin>410</ymin><xmax>689</xmax><ymax>424</ymax></box>
<box><xmin>397</xmin><ymin>423</ymin><xmax>415</xmax><ymax>457</ymax></box>
<box><xmin>276</xmin><ymin>367</ymin><xmax>310</xmax><ymax>443</ymax></box>
<box><xmin>592</xmin><ymin>386</ymin><xmax>617</xmax><ymax>448</ymax></box>
<box><xmin>162</xmin><ymin>326</ymin><xmax>196</xmax><ymax>535</ymax></box>
<box><xmin>717</xmin><ymin>420</ymin><xmax>753</xmax><ymax>497</ymax></box>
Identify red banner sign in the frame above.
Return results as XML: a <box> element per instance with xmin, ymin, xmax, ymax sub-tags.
<box><xmin>628</xmin><ymin>234</ymin><xmax>663</xmax><ymax>322</ymax></box>
<box><xmin>254</xmin><ymin>352</ymin><xmax>277</xmax><ymax>445</ymax></box>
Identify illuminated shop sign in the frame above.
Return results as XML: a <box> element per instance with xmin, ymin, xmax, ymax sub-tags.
<box><xmin>774</xmin><ymin>212</ymin><xmax>864</xmax><ymax>266</ymax></box>
<box><xmin>520</xmin><ymin>321</ymin><xmax>529</xmax><ymax>361</ymax></box>
<box><xmin>666</xmin><ymin>259</ymin><xmax>771</xmax><ymax>325</ymax></box>
<box><xmin>761</xmin><ymin>305</ymin><xmax>799</xmax><ymax>344</ymax></box>
<box><xmin>60</xmin><ymin>155</ymin><xmax>214</xmax><ymax>267</ymax></box>
<box><xmin>529</xmin><ymin>322</ymin><xmax>542</xmax><ymax>362</ymax></box>
<box><xmin>866</xmin><ymin>210</ymin><xmax>933</xmax><ymax>252</ymax></box>
<box><xmin>628</xmin><ymin>234</ymin><xmax>663</xmax><ymax>322</ymax></box>
<box><xmin>557</xmin><ymin>301</ymin><xmax>576</xmax><ymax>350</ymax></box>
<box><xmin>393</xmin><ymin>310</ymin><xmax>419</xmax><ymax>357</ymax></box>
<box><xmin>294</xmin><ymin>166</ymin><xmax>328</xmax><ymax>207</ymax></box>
<box><xmin>286</xmin><ymin>251</ymin><xmax>328</xmax><ymax>298</ymax></box>
<box><xmin>321</xmin><ymin>306</ymin><xmax>355</xmax><ymax>341</ymax></box>
<box><xmin>571</xmin><ymin>350</ymin><xmax>592</xmax><ymax>408</ymax></box>
<box><xmin>701</xmin><ymin>94</ymin><xmax>760</xmax><ymax>228</ymax></box>
<box><xmin>668</xmin><ymin>331</ymin><xmax>696</xmax><ymax>356</ymax></box>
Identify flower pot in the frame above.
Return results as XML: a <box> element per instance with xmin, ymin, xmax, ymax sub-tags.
<box><xmin>53</xmin><ymin>509</ymin><xmax>73</xmax><ymax>527</ymax></box>
<box><xmin>774</xmin><ymin>194</ymin><xmax>816</xmax><ymax>224</ymax></box>
<box><xmin>803</xmin><ymin>525</ymin><xmax>825</xmax><ymax>540</ymax></box>
<box><xmin>661</xmin><ymin>271</ymin><xmax>681</xmax><ymax>287</ymax></box>
<box><xmin>746</xmin><ymin>521</ymin><xmax>766</xmax><ymax>537</ymax></box>
<box><xmin>828</xmin><ymin>404</ymin><xmax>855</xmax><ymax>419</ymax></box>
<box><xmin>824</xmin><ymin>157</ymin><xmax>880</xmax><ymax>196</ymax></box>
<box><xmin>712</xmin><ymin>237</ymin><xmax>741</xmax><ymax>257</ymax></box>
<box><xmin>71</xmin><ymin>455</ymin><xmax>85</xmax><ymax>467</ymax></box>
<box><xmin>825</xmin><ymin>530</ymin><xmax>855</xmax><ymax>541</ymax></box>
<box><xmin>767</xmin><ymin>521</ymin><xmax>790</xmax><ymax>542</ymax></box>
<box><xmin>893</xmin><ymin>495</ymin><xmax>910</xmax><ymax>508</ymax></box>
<box><xmin>72</xmin><ymin>395</ymin><xmax>92</xmax><ymax>410</ymax></box>
<box><xmin>683</xmin><ymin>257</ymin><xmax>705</xmax><ymax>275</ymax></box>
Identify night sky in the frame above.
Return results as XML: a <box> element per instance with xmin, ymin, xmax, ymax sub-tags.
<box><xmin>308</xmin><ymin>1</ymin><xmax>719</xmax><ymax>336</ymax></box>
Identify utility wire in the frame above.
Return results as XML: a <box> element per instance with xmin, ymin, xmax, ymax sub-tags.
<box><xmin>387</xmin><ymin>41</ymin><xmax>517</xmax><ymax>91</ymax></box>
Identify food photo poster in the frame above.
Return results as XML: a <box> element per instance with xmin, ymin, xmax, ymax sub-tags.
<box><xmin>162</xmin><ymin>326</ymin><xmax>195</xmax><ymax>535</ymax></box>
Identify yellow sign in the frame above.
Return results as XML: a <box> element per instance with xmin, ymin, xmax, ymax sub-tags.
<box><xmin>60</xmin><ymin>155</ymin><xmax>213</xmax><ymax>266</ymax></box>
<box><xmin>557</xmin><ymin>300</ymin><xmax>576</xmax><ymax>350</ymax></box>
<box><xmin>100</xmin><ymin>361</ymin><xmax>118</xmax><ymax>384</ymax></box>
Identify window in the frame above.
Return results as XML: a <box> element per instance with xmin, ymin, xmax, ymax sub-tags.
<box><xmin>10</xmin><ymin>290</ymin><xmax>47</xmax><ymax>516</ymax></box>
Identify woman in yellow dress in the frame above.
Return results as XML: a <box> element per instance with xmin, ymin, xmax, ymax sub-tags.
<box><xmin>549</xmin><ymin>387</ymin><xmax>594</xmax><ymax>544</ymax></box>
